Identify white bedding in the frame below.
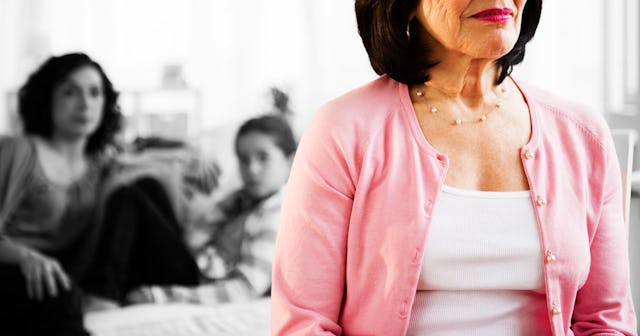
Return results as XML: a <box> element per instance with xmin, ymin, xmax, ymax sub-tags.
<box><xmin>85</xmin><ymin>298</ymin><xmax>270</xmax><ymax>336</ymax></box>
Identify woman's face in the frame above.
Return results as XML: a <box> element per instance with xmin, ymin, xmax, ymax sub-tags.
<box><xmin>51</xmin><ymin>65</ymin><xmax>105</xmax><ymax>140</ymax></box>
<box><xmin>413</xmin><ymin>0</ymin><xmax>527</xmax><ymax>60</ymax></box>
<box><xmin>236</xmin><ymin>131</ymin><xmax>292</xmax><ymax>199</ymax></box>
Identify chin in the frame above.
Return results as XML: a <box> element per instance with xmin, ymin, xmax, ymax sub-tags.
<box><xmin>479</xmin><ymin>30</ymin><xmax>517</xmax><ymax>53</ymax></box>
<box><xmin>482</xmin><ymin>41</ymin><xmax>517</xmax><ymax>59</ymax></box>
<box><xmin>71</xmin><ymin>122</ymin><xmax>100</xmax><ymax>137</ymax></box>
<box><xmin>60</xmin><ymin>129</ymin><xmax>93</xmax><ymax>141</ymax></box>
<box><xmin>79</xmin><ymin>128</ymin><xmax>99</xmax><ymax>139</ymax></box>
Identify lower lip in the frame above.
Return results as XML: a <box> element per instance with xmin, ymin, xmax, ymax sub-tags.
<box><xmin>472</xmin><ymin>14</ymin><xmax>511</xmax><ymax>23</ymax></box>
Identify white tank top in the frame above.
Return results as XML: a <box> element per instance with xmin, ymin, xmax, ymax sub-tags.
<box><xmin>407</xmin><ymin>185</ymin><xmax>551</xmax><ymax>335</ymax></box>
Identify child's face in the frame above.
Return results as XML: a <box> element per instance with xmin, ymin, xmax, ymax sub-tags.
<box><xmin>236</xmin><ymin>131</ymin><xmax>291</xmax><ymax>199</ymax></box>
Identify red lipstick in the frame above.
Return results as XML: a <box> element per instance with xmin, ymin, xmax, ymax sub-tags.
<box><xmin>471</xmin><ymin>8</ymin><xmax>513</xmax><ymax>23</ymax></box>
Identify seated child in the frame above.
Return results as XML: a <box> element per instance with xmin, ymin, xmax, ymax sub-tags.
<box><xmin>127</xmin><ymin>114</ymin><xmax>297</xmax><ymax>305</ymax></box>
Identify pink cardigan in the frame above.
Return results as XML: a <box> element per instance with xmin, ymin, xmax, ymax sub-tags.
<box><xmin>271</xmin><ymin>76</ymin><xmax>637</xmax><ymax>335</ymax></box>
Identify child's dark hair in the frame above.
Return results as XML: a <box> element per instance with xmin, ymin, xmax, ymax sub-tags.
<box><xmin>235</xmin><ymin>115</ymin><xmax>297</xmax><ymax>157</ymax></box>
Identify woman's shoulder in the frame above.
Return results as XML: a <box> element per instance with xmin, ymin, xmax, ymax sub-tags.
<box><xmin>0</xmin><ymin>135</ymin><xmax>37</xmax><ymax>164</ymax></box>
<box><xmin>0</xmin><ymin>134</ymin><xmax>35</xmax><ymax>151</ymax></box>
<box><xmin>305</xmin><ymin>76</ymin><xmax>403</xmax><ymax>148</ymax></box>
<box><xmin>516</xmin><ymin>80</ymin><xmax>611</xmax><ymax>141</ymax></box>
<box><xmin>315</xmin><ymin>75</ymin><xmax>401</xmax><ymax>125</ymax></box>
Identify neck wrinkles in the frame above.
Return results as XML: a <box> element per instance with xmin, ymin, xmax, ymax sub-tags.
<box><xmin>424</xmin><ymin>57</ymin><xmax>502</xmax><ymax>107</ymax></box>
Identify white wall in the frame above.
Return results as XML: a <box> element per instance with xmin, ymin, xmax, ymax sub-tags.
<box><xmin>518</xmin><ymin>0</ymin><xmax>604</xmax><ymax>113</ymax></box>
<box><xmin>0</xmin><ymin>0</ymin><xmax>376</xmax><ymax>136</ymax></box>
<box><xmin>0</xmin><ymin>0</ymin><xmax>611</xmax><ymax>135</ymax></box>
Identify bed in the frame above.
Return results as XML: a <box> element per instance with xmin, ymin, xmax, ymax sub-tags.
<box><xmin>85</xmin><ymin>298</ymin><xmax>270</xmax><ymax>336</ymax></box>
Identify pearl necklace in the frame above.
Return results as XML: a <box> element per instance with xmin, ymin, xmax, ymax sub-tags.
<box><xmin>414</xmin><ymin>85</ymin><xmax>508</xmax><ymax>126</ymax></box>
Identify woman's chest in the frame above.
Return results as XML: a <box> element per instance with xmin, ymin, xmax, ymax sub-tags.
<box><xmin>15</xmin><ymin>165</ymin><xmax>99</xmax><ymax>225</ymax></box>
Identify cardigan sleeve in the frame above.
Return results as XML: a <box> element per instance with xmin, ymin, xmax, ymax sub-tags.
<box><xmin>0</xmin><ymin>136</ymin><xmax>36</xmax><ymax>239</ymax></box>
<box><xmin>271</xmin><ymin>106</ymin><xmax>358</xmax><ymax>335</ymax></box>
<box><xmin>570</xmin><ymin>131</ymin><xmax>637</xmax><ymax>335</ymax></box>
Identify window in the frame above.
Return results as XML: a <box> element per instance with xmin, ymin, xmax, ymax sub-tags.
<box><xmin>605</xmin><ymin>0</ymin><xmax>639</xmax><ymax>115</ymax></box>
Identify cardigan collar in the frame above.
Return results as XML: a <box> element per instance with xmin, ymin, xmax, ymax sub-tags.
<box><xmin>396</xmin><ymin>76</ymin><xmax>542</xmax><ymax>164</ymax></box>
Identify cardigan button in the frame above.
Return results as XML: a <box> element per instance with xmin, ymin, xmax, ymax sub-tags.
<box><xmin>524</xmin><ymin>149</ymin><xmax>534</xmax><ymax>160</ymax></box>
<box><xmin>551</xmin><ymin>305</ymin><xmax>561</xmax><ymax>315</ymax></box>
<box><xmin>546</xmin><ymin>251</ymin><xmax>557</xmax><ymax>263</ymax></box>
<box><xmin>537</xmin><ymin>196</ymin><xmax>547</xmax><ymax>206</ymax></box>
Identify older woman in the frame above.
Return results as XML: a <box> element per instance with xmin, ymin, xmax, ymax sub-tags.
<box><xmin>271</xmin><ymin>1</ymin><xmax>636</xmax><ymax>335</ymax></box>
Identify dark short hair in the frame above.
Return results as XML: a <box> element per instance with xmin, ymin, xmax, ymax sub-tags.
<box><xmin>235</xmin><ymin>115</ymin><xmax>297</xmax><ymax>157</ymax></box>
<box><xmin>355</xmin><ymin>0</ymin><xmax>543</xmax><ymax>85</ymax></box>
<box><xmin>18</xmin><ymin>52</ymin><xmax>123</xmax><ymax>155</ymax></box>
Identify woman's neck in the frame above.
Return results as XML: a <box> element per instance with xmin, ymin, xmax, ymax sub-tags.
<box><xmin>47</xmin><ymin>135</ymin><xmax>88</xmax><ymax>162</ymax></box>
<box><xmin>424</xmin><ymin>57</ymin><xmax>502</xmax><ymax>107</ymax></box>
<box><xmin>32</xmin><ymin>134</ymin><xmax>91</xmax><ymax>187</ymax></box>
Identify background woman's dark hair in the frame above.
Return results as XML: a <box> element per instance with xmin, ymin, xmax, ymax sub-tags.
<box><xmin>355</xmin><ymin>0</ymin><xmax>543</xmax><ymax>85</ymax></box>
<box><xmin>235</xmin><ymin>115</ymin><xmax>297</xmax><ymax>158</ymax></box>
<box><xmin>18</xmin><ymin>52</ymin><xmax>123</xmax><ymax>154</ymax></box>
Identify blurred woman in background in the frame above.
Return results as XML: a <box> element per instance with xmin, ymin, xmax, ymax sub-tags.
<box><xmin>0</xmin><ymin>51</ymin><xmax>217</xmax><ymax>336</ymax></box>
<box><xmin>0</xmin><ymin>52</ymin><xmax>122</xmax><ymax>335</ymax></box>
